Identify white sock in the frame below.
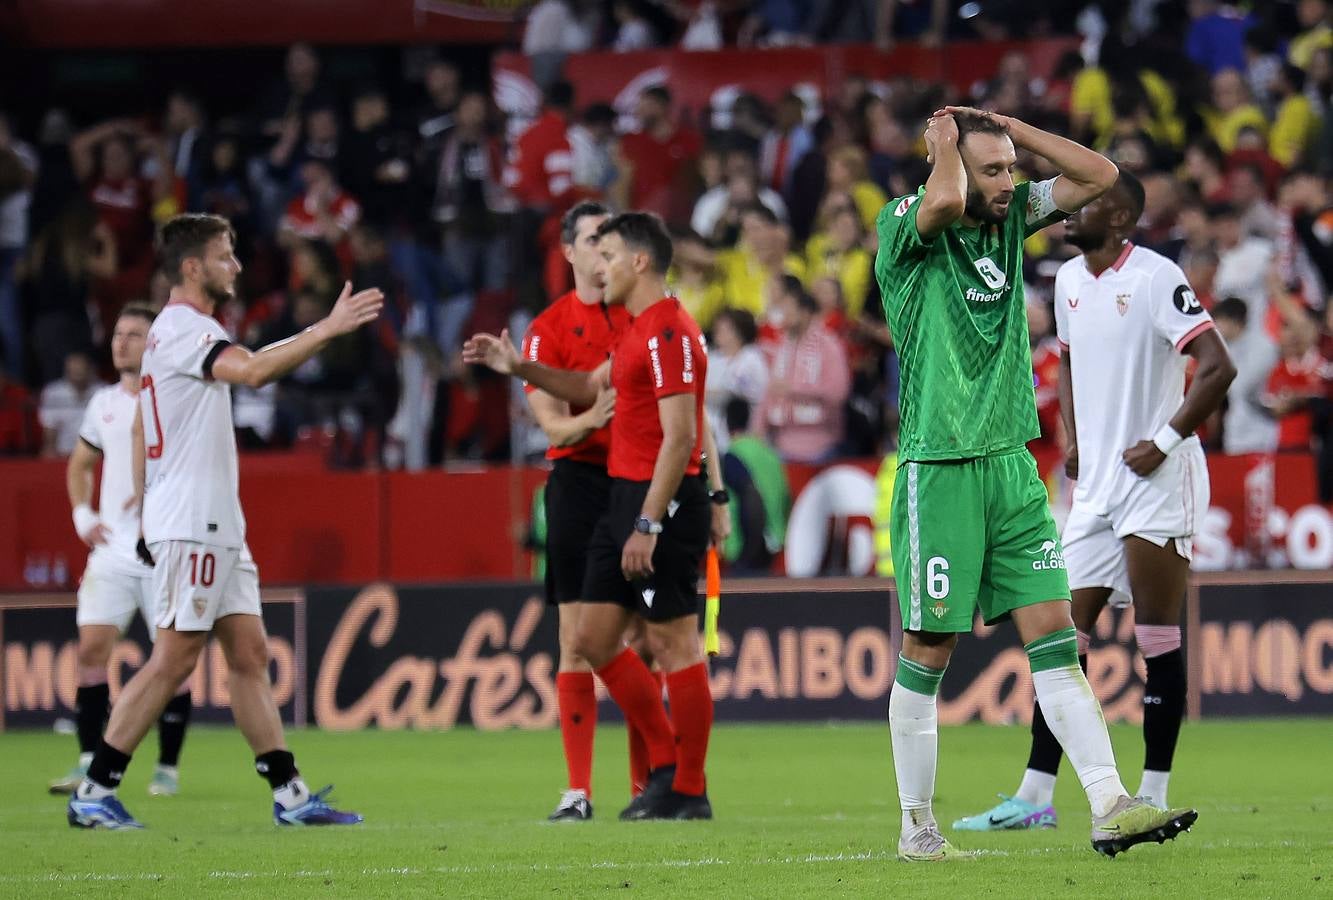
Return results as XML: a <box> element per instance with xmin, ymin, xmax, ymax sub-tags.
<box><xmin>155</xmin><ymin>764</ymin><xmax>179</xmax><ymax>777</ymax></box>
<box><xmin>1015</xmin><ymin>768</ymin><xmax>1057</xmax><ymax>807</ymax></box>
<box><xmin>889</xmin><ymin>680</ymin><xmax>938</xmax><ymax>833</ymax></box>
<box><xmin>1138</xmin><ymin>769</ymin><xmax>1170</xmax><ymax>808</ymax></box>
<box><xmin>1030</xmin><ymin>665</ymin><xmax>1126</xmax><ymax>818</ymax></box>
<box><xmin>78</xmin><ymin>751</ymin><xmax>93</xmax><ymax>768</ymax></box>
<box><xmin>273</xmin><ymin>778</ymin><xmax>311</xmax><ymax>811</ymax></box>
<box><xmin>76</xmin><ymin>779</ymin><xmax>114</xmax><ymax>800</ymax></box>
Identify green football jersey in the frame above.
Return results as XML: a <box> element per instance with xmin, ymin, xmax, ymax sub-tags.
<box><xmin>876</xmin><ymin>179</ymin><xmax>1065</xmax><ymax>462</ymax></box>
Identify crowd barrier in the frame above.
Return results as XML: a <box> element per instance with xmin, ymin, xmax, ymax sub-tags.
<box><xmin>2</xmin><ymin>453</ymin><xmax>1330</xmax><ymax>593</ymax></box>
<box><xmin>3</xmin><ymin>571</ymin><xmax>1329</xmax><ymax>732</ymax></box>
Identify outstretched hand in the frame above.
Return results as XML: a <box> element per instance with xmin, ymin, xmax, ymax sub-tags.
<box><xmin>326</xmin><ymin>281</ymin><xmax>384</xmax><ymax>336</ymax></box>
<box><xmin>462</xmin><ymin>329</ymin><xmax>521</xmax><ymax>376</ymax></box>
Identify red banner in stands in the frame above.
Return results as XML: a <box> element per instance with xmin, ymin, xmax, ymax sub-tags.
<box><xmin>7</xmin><ymin>0</ymin><xmax>519</xmax><ymax>48</ymax></box>
<box><xmin>0</xmin><ymin>451</ymin><xmax>1329</xmax><ymax>592</ymax></box>
<box><xmin>491</xmin><ymin>39</ymin><xmax>1080</xmax><ymax>124</ymax></box>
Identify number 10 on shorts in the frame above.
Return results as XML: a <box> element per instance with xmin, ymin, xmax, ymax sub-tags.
<box><xmin>189</xmin><ymin>551</ymin><xmax>216</xmax><ymax>587</ymax></box>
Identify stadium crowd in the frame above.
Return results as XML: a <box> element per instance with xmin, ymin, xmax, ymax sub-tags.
<box><xmin>0</xmin><ymin>0</ymin><xmax>1330</xmax><ymax>497</ymax></box>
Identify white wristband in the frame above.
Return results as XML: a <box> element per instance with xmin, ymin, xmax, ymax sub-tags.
<box><xmin>72</xmin><ymin>503</ymin><xmax>100</xmax><ymax>539</ymax></box>
<box><xmin>1151</xmin><ymin>424</ymin><xmax>1184</xmax><ymax>457</ymax></box>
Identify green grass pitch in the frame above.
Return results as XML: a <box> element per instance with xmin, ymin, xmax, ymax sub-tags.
<box><xmin>1</xmin><ymin>720</ymin><xmax>1329</xmax><ymax>898</ymax></box>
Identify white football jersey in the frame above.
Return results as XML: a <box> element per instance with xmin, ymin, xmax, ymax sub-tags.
<box><xmin>140</xmin><ymin>302</ymin><xmax>246</xmax><ymax>548</ymax></box>
<box><xmin>77</xmin><ymin>384</ymin><xmax>153</xmax><ymax>576</ymax></box>
<box><xmin>1053</xmin><ymin>243</ymin><xmax>1216</xmax><ymax>516</ymax></box>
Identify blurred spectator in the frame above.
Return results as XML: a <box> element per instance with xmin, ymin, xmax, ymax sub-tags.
<box><xmin>256</xmin><ymin>43</ymin><xmax>336</xmax><ymax>139</ymax></box>
<box><xmin>617</xmin><ymin>85</ymin><xmax>702</xmax><ymax>221</ymax></box>
<box><xmin>667</xmin><ymin>229</ymin><xmax>725</xmax><ymax>329</ymax></box>
<box><xmin>24</xmin><ymin>204</ymin><xmax>115</xmax><ymax>384</ymax></box>
<box><xmin>1185</xmin><ymin>1</ymin><xmax>1254</xmax><ymax>76</ymax></box>
<box><xmin>279</xmin><ymin>159</ymin><xmax>360</xmax><ymax>253</ymax></box>
<box><xmin>1182</xmin><ymin>246</ymin><xmax>1221</xmax><ymax>310</ymax></box>
<box><xmin>755</xmin><ymin>276</ymin><xmax>850</xmax><ymax>462</ymax></box>
<box><xmin>716</xmin><ymin>205</ymin><xmax>804</xmax><ymax>318</ymax></box>
<box><xmin>1288</xmin><ymin>0</ymin><xmax>1333</xmax><ymax>70</ymax></box>
<box><xmin>192</xmin><ymin>133</ymin><xmax>255</xmax><ymax>232</ymax></box>
<box><xmin>38</xmin><ymin>350</ymin><xmax>102</xmax><ymax>457</ymax></box>
<box><xmin>1204</xmin><ymin>68</ymin><xmax>1269</xmax><ymax>152</ymax></box>
<box><xmin>1229</xmin><ymin>162</ymin><xmax>1281</xmax><ymax>241</ymax></box>
<box><xmin>505</xmin><ymin>80</ymin><xmax>578</xmax><ymax>308</ymax></box>
<box><xmin>1243</xmin><ymin>26</ymin><xmax>1284</xmax><ymax>116</ymax></box>
<box><xmin>433</xmin><ymin>90</ymin><xmax>513</xmax><ymax>293</ymax></box>
<box><xmin>804</xmin><ymin>202</ymin><xmax>872</xmax><ymax>319</ymax></box>
<box><xmin>721</xmin><ymin>397</ymin><xmax>790</xmax><ymax>575</ymax></box>
<box><xmin>160</xmin><ymin>90</ymin><xmax>208</xmax><ymax>185</ymax></box>
<box><xmin>612</xmin><ymin>0</ymin><xmax>659</xmax><ymax>51</ymax></box>
<box><xmin>0</xmin><ymin>364</ymin><xmax>40</xmax><ymax>454</ymax></box>
<box><xmin>568</xmin><ymin>103</ymin><xmax>619</xmax><ymax>194</ymax></box>
<box><xmin>691</xmin><ymin>149</ymin><xmax>787</xmax><ymax>246</ymax></box>
<box><xmin>417</xmin><ymin>59</ymin><xmax>461</xmax><ymax>154</ymax></box>
<box><xmin>825</xmin><ymin>144</ymin><xmax>887</xmax><ymax>233</ymax></box>
<box><xmin>1263</xmin><ymin>306</ymin><xmax>1326</xmax><ymax>451</ymax></box>
<box><xmin>806</xmin><ymin>0</ymin><xmax>875</xmax><ymax>44</ymax></box>
<box><xmin>1182</xmin><ymin>138</ymin><xmax>1230</xmax><ymax>203</ymax></box>
<box><xmin>875</xmin><ymin>0</ymin><xmax>948</xmax><ymax>49</ymax></box>
<box><xmin>341</xmin><ymin>88</ymin><xmax>418</xmax><ymax>229</ymax></box>
<box><xmin>705</xmin><ymin>308</ymin><xmax>769</xmax><ymax>452</ymax></box>
<box><xmin>1269</xmin><ymin>63</ymin><xmax>1322</xmax><ymax>167</ymax></box>
<box><xmin>1278</xmin><ymin>169</ymin><xmax>1333</xmax><ymax>292</ymax></box>
<box><xmin>71</xmin><ymin>120</ymin><xmax>172</xmax><ymax>315</ymax></box>
<box><xmin>1138</xmin><ymin>172</ymin><xmax>1183</xmax><ymax>249</ymax></box>
<box><xmin>0</xmin><ymin>114</ymin><xmax>37</xmax><ymax>379</ymax></box>
<box><xmin>1213</xmin><ymin>297</ymin><xmax>1280</xmax><ymax>453</ymax></box>
<box><xmin>760</xmin><ymin>92</ymin><xmax>813</xmax><ymax>195</ymax></box>
<box><xmin>787</xmin><ymin>116</ymin><xmax>843</xmax><ymax>243</ymax></box>
<box><xmin>738</xmin><ymin>0</ymin><xmax>807</xmax><ymax>48</ymax></box>
<box><xmin>505</xmin><ymin>81</ymin><xmax>576</xmax><ymax>213</ymax></box>
<box><xmin>523</xmin><ymin>0</ymin><xmax>595</xmax><ymax>57</ymax></box>
<box><xmin>1212</xmin><ymin>202</ymin><xmax>1274</xmax><ymax>322</ymax></box>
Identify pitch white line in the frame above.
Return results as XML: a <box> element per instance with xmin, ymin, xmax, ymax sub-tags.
<box><xmin>1</xmin><ymin>840</ymin><xmax>1319</xmax><ymax>885</ymax></box>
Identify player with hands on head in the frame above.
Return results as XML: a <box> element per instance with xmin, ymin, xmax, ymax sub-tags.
<box><xmin>876</xmin><ymin>106</ymin><xmax>1199</xmax><ymax>861</ymax></box>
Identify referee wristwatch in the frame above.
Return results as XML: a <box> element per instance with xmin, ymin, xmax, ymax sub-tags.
<box><xmin>634</xmin><ymin>516</ymin><xmax>664</xmax><ymax>535</ymax></box>
<box><xmin>709</xmin><ymin>488</ymin><xmax>730</xmax><ymax>505</ymax></box>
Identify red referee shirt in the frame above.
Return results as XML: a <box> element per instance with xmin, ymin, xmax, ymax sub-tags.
<box><xmin>609</xmin><ymin>298</ymin><xmax>708</xmax><ymax>482</ymax></box>
<box><xmin>522</xmin><ymin>291</ymin><xmax>628</xmax><ymax>466</ymax></box>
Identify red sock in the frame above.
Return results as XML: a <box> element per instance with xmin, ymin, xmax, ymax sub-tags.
<box><xmin>596</xmin><ymin>648</ymin><xmax>675</xmax><ymax>771</ymax></box>
<box><xmin>556</xmin><ymin>672</ymin><xmax>597</xmax><ymax>796</ymax></box>
<box><xmin>626</xmin><ymin>670</ymin><xmax>666</xmax><ymax>796</ymax></box>
<box><xmin>665</xmin><ymin>663</ymin><xmax>713</xmax><ymax>796</ymax></box>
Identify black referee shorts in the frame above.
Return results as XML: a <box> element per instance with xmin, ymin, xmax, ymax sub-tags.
<box><xmin>544</xmin><ymin>459</ymin><xmax>612</xmax><ymax>605</ymax></box>
<box><xmin>582</xmin><ymin>476</ymin><xmax>710</xmax><ymax>623</ymax></box>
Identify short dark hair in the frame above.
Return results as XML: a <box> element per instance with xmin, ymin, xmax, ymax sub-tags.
<box><xmin>954</xmin><ymin>111</ymin><xmax>1010</xmax><ymax>148</ymax></box>
<box><xmin>725</xmin><ymin>396</ymin><xmax>752</xmax><ymax>433</ymax></box>
<box><xmin>780</xmin><ymin>274</ymin><xmax>818</xmax><ymax>314</ymax></box>
<box><xmin>1112</xmin><ymin>170</ymin><xmax>1146</xmax><ymax>221</ymax></box>
<box><xmin>714</xmin><ymin>308</ymin><xmax>758</xmax><ymax>345</ymax></box>
<box><xmin>157</xmin><ymin>213</ymin><xmax>235</xmax><ymax>284</ymax></box>
<box><xmin>596</xmin><ymin>212</ymin><xmax>673</xmax><ymax>274</ymax></box>
<box><xmin>642</xmin><ymin>85</ymin><xmax>671</xmax><ymax>107</ymax></box>
<box><xmin>117</xmin><ymin>304</ymin><xmax>157</xmax><ymax>327</ymax></box>
<box><xmin>1206</xmin><ymin>201</ymin><xmax>1239</xmax><ymax>221</ymax></box>
<box><xmin>560</xmin><ymin>201</ymin><xmax>609</xmax><ymax>245</ymax></box>
<box><xmin>546</xmin><ymin>80</ymin><xmax>575</xmax><ymax>110</ymax></box>
<box><xmin>583</xmin><ymin>103</ymin><xmax>616</xmax><ymax>127</ymax></box>
<box><xmin>1213</xmin><ymin>297</ymin><xmax>1248</xmax><ymax>325</ymax></box>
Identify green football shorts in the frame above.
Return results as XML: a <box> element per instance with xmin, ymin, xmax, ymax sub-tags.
<box><xmin>890</xmin><ymin>448</ymin><xmax>1070</xmax><ymax>633</ymax></box>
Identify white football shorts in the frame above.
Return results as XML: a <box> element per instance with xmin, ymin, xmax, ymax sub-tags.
<box><xmin>149</xmin><ymin>540</ymin><xmax>261</xmax><ymax>632</ymax></box>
